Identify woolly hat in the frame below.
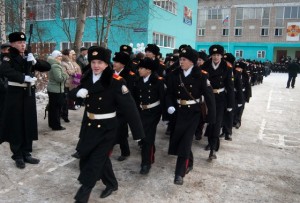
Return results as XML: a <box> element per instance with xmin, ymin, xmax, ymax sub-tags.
<box><xmin>179</xmin><ymin>47</ymin><xmax>199</xmax><ymax>65</ymax></box>
<box><xmin>113</xmin><ymin>52</ymin><xmax>130</xmax><ymax>65</ymax></box>
<box><xmin>223</xmin><ymin>53</ymin><xmax>236</xmax><ymax>65</ymax></box>
<box><xmin>209</xmin><ymin>44</ymin><xmax>224</xmax><ymax>55</ymax></box>
<box><xmin>198</xmin><ymin>51</ymin><xmax>208</xmax><ymax>61</ymax></box>
<box><xmin>145</xmin><ymin>44</ymin><xmax>160</xmax><ymax>56</ymax></box>
<box><xmin>119</xmin><ymin>45</ymin><xmax>132</xmax><ymax>55</ymax></box>
<box><xmin>8</xmin><ymin>32</ymin><xmax>26</xmax><ymax>43</ymax></box>
<box><xmin>88</xmin><ymin>46</ymin><xmax>111</xmax><ymax>64</ymax></box>
<box><xmin>138</xmin><ymin>57</ymin><xmax>156</xmax><ymax>71</ymax></box>
<box><xmin>51</xmin><ymin>50</ymin><xmax>62</xmax><ymax>58</ymax></box>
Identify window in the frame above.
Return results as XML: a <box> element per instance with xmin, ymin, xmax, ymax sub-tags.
<box><xmin>235</xmin><ymin>8</ymin><xmax>243</xmax><ymax>27</ymax></box>
<box><xmin>274</xmin><ymin>28</ymin><xmax>283</xmax><ymax>36</ymax></box>
<box><xmin>234</xmin><ymin>28</ymin><xmax>242</xmax><ymax>36</ymax></box>
<box><xmin>208</xmin><ymin>8</ymin><xmax>222</xmax><ymax>19</ymax></box>
<box><xmin>197</xmin><ymin>9</ymin><xmax>207</xmax><ymax>27</ymax></box>
<box><xmin>198</xmin><ymin>28</ymin><xmax>205</xmax><ymax>36</ymax></box>
<box><xmin>153</xmin><ymin>32</ymin><xmax>175</xmax><ymax>48</ymax></box>
<box><xmin>62</xmin><ymin>0</ymin><xmax>78</xmax><ymax>18</ymax></box>
<box><xmin>26</xmin><ymin>0</ymin><xmax>56</xmax><ymax>20</ymax></box>
<box><xmin>262</xmin><ymin>8</ymin><xmax>270</xmax><ymax>26</ymax></box>
<box><xmin>87</xmin><ymin>0</ymin><xmax>105</xmax><ymax>17</ymax></box>
<box><xmin>261</xmin><ymin>28</ymin><xmax>269</xmax><ymax>36</ymax></box>
<box><xmin>235</xmin><ymin>50</ymin><xmax>243</xmax><ymax>58</ymax></box>
<box><xmin>257</xmin><ymin>50</ymin><xmax>266</xmax><ymax>59</ymax></box>
<box><xmin>153</xmin><ymin>0</ymin><xmax>177</xmax><ymax>15</ymax></box>
<box><xmin>222</xmin><ymin>29</ymin><xmax>229</xmax><ymax>36</ymax></box>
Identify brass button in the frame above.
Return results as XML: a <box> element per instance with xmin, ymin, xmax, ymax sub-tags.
<box><xmin>148</xmin><ymin>96</ymin><xmax>150</xmax><ymax>98</ymax></box>
<box><xmin>98</xmin><ymin>107</ymin><xmax>100</xmax><ymax>109</ymax></box>
<box><xmin>88</xmin><ymin>123</ymin><xmax>91</xmax><ymax>126</ymax></box>
<box><xmin>87</xmin><ymin>104</ymin><xmax>90</xmax><ymax>107</ymax></box>
<box><xmin>190</xmin><ymin>85</ymin><xmax>192</xmax><ymax>87</ymax></box>
<box><xmin>179</xmin><ymin>105</ymin><xmax>181</xmax><ymax>108</ymax></box>
<box><xmin>188</xmin><ymin>105</ymin><xmax>190</xmax><ymax>108</ymax></box>
<box><xmin>86</xmin><ymin>94</ymin><xmax>89</xmax><ymax>97</ymax></box>
<box><xmin>99</xmin><ymin>97</ymin><xmax>102</xmax><ymax>100</ymax></box>
<box><xmin>97</xmin><ymin>125</ymin><xmax>101</xmax><ymax>128</ymax></box>
<box><xmin>148</xmin><ymin>90</ymin><xmax>151</xmax><ymax>92</ymax></box>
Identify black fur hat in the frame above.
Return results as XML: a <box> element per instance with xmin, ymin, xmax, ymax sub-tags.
<box><xmin>235</xmin><ymin>61</ymin><xmax>247</xmax><ymax>69</ymax></box>
<box><xmin>179</xmin><ymin>47</ymin><xmax>199</xmax><ymax>65</ymax></box>
<box><xmin>223</xmin><ymin>53</ymin><xmax>236</xmax><ymax>65</ymax></box>
<box><xmin>88</xmin><ymin>46</ymin><xmax>111</xmax><ymax>64</ymax></box>
<box><xmin>113</xmin><ymin>52</ymin><xmax>130</xmax><ymax>65</ymax></box>
<box><xmin>145</xmin><ymin>44</ymin><xmax>160</xmax><ymax>56</ymax></box>
<box><xmin>138</xmin><ymin>57</ymin><xmax>156</xmax><ymax>71</ymax></box>
<box><xmin>8</xmin><ymin>32</ymin><xmax>26</xmax><ymax>43</ymax></box>
<box><xmin>119</xmin><ymin>45</ymin><xmax>132</xmax><ymax>55</ymax></box>
<box><xmin>198</xmin><ymin>51</ymin><xmax>208</xmax><ymax>61</ymax></box>
<box><xmin>209</xmin><ymin>44</ymin><xmax>224</xmax><ymax>55</ymax></box>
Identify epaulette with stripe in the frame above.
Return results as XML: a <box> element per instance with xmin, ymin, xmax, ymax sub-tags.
<box><xmin>158</xmin><ymin>76</ymin><xmax>164</xmax><ymax>80</ymax></box>
<box><xmin>235</xmin><ymin>68</ymin><xmax>242</xmax><ymax>72</ymax></box>
<box><xmin>113</xmin><ymin>74</ymin><xmax>122</xmax><ymax>80</ymax></box>
<box><xmin>226</xmin><ymin>61</ymin><xmax>233</xmax><ymax>68</ymax></box>
<box><xmin>160</xmin><ymin>62</ymin><xmax>166</xmax><ymax>66</ymax></box>
<box><xmin>129</xmin><ymin>71</ymin><xmax>135</xmax><ymax>76</ymax></box>
<box><xmin>133</xmin><ymin>61</ymin><xmax>138</xmax><ymax>65</ymax></box>
<box><xmin>201</xmin><ymin>70</ymin><xmax>208</xmax><ymax>74</ymax></box>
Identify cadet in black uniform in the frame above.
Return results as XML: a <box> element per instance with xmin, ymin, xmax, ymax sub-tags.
<box><xmin>202</xmin><ymin>45</ymin><xmax>234</xmax><ymax>160</ymax></box>
<box><xmin>112</xmin><ymin>51</ymin><xmax>138</xmax><ymax>161</ymax></box>
<box><xmin>72</xmin><ymin>46</ymin><xmax>145</xmax><ymax>202</ymax></box>
<box><xmin>166</xmin><ymin>47</ymin><xmax>216</xmax><ymax>185</ymax></box>
<box><xmin>134</xmin><ymin>57</ymin><xmax>165</xmax><ymax>175</ymax></box>
<box><xmin>145</xmin><ymin>44</ymin><xmax>166</xmax><ymax>77</ymax></box>
<box><xmin>0</xmin><ymin>32</ymin><xmax>51</xmax><ymax>169</ymax></box>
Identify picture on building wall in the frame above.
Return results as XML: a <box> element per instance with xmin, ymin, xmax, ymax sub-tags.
<box><xmin>286</xmin><ymin>22</ymin><xmax>300</xmax><ymax>41</ymax></box>
<box><xmin>183</xmin><ymin>6</ymin><xmax>192</xmax><ymax>25</ymax></box>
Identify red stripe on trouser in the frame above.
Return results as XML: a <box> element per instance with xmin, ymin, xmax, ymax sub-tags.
<box><xmin>108</xmin><ymin>149</ymin><xmax>113</xmax><ymax>157</ymax></box>
<box><xmin>185</xmin><ymin>159</ymin><xmax>189</xmax><ymax>172</ymax></box>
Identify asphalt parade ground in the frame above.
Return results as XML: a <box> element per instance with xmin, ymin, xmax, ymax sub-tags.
<box><xmin>0</xmin><ymin>73</ymin><xmax>299</xmax><ymax>203</ymax></box>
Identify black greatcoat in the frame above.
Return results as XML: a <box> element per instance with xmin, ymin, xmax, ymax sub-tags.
<box><xmin>166</xmin><ymin>67</ymin><xmax>216</xmax><ymax>157</ymax></box>
<box><xmin>70</xmin><ymin>67</ymin><xmax>145</xmax><ymax>187</ymax></box>
<box><xmin>0</xmin><ymin>47</ymin><xmax>50</xmax><ymax>147</ymax></box>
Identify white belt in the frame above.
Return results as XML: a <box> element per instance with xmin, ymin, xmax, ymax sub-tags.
<box><xmin>140</xmin><ymin>101</ymin><xmax>160</xmax><ymax>110</ymax></box>
<box><xmin>177</xmin><ymin>98</ymin><xmax>200</xmax><ymax>105</ymax></box>
<box><xmin>213</xmin><ymin>87</ymin><xmax>225</xmax><ymax>94</ymax></box>
<box><xmin>8</xmin><ymin>81</ymin><xmax>35</xmax><ymax>87</ymax></box>
<box><xmin>87</xmin><ymin>112</ymin><xmax>116</xmax><ymax>120</ymax></box>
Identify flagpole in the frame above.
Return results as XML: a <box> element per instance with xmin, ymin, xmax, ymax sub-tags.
<box><xmin>228</xmin><ymin>14</ymin><xmax>230</xmax><ymax>53</ymax></box>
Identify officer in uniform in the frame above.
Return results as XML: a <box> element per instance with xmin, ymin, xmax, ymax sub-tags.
<box><xmin>145</xmin><ymin>44</ymin><xmax>166</xmax><ymax>77</ymax></box>
<box><xmin>166</xmin><ymin>47</ymin><xmax>216</xmax><ymax>185</ymax></box>
<box><xmin>0</xmin><ymin>32</ymin><xmax>50</xmax><ymax>169</ymax></box>
<box><xmin>112</xmin><ymin>51</ymin><xmax>138</xmax><ymax>161</ymax></box>
<box><xmin>72</xmin><ymin>46</ymin><xmax>145</xmax><ymax>202</ymax></box>
<box><xmin>202</xmin><ymin>45</ymin><xmax>234</xmax><ymax>160</ymax></box>
<box><xmin>134</xmin><ymin>57</ymin><xmax>165</xmax><ymax>175</ymax></box>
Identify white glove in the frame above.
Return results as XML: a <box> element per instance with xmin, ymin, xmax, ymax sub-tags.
<box><xmin>24</xmin><ymin>75</ymin><xmax>37</xmax><ymax>83</ymax></box>
<box><xmin>238</xmin><ymin>104</ymin><xmax>243</xmax><ymax>107</ymax></box>
<box><xmin>227</xmin><ymin>108</ymin><xmax>232</xmax><ymax>112</ymax></box>
<box><xmin>76</xmin><ymin>88</ymin><xmax>88</xmax><ymax>98</ymax></box>
<box><xmin>27</xmin><ymin>53</ymin><xmax>37</xmax><ymax>65</ymax></box>
<box><xmin>168</xmin><ymin>106</ymin><xmax>176</xmax><ymax>114</ymax></box>
<box><xmin>135</xmin><ymin>139</ymin><xmax>141</xmax><ymax>142</ymax></box>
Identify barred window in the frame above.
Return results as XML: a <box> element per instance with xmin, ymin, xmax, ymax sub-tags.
<box><xmin>153</xmin><ymin>32</ymin><xmax>175</xmax><ymax>48</ymax></box>
<box><xmin>153</xmin><ymin>0</ymin><xmax>177</xmax><ymax>15</ymax></box>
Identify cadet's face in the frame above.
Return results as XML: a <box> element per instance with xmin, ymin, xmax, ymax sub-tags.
<box><xmin>11</xmin><ymin>41</ymin><xmax>26</xmax><ymax>54</ymax></box>
<box><xmin>197</xmin><ymin>58</ymin><xmax>205</xmax><ymax>66</ymax></box>
<box><xmin>113</xmin><ymin>61</ymin><xmax>124</xmax><ymax>72</ymax></box>
<box><xmin>138</xmin><ymin>67</ymin><xmax>151</xmax><ymax>77</ymax></box>
<box><xmin>91</xmin><ymin>60</ymin><xmax>108</xmax><ymax>75</ymax></box>
<box><xmin>145</xmin><ymin>51</ymin><xmax>155</xmax><ymax>59</ymax></box>
<box><xmin>211</xmin><ymin>54</ymin><xmax>222</xmax><ymax>64</ymax></box>
<box><xmin>179</xmin><ymin>57</ymin><xmax>194</xmax><ymax>70</ymax></box>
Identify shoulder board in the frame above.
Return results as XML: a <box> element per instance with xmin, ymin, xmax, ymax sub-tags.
<box><xmin>158</xmin><ymin>76</ymin><xmax>164</xmax><ymax>80</ymax></box>
<box><xmin>160</xmin><ymin>62</ymin><xmax>166</xmax><ymax>66</ymax></box>
<box><xmin>226</xmin><ymin>61</ymin><xmax>233</xmax><ymax>68</ymax></box>
<box><xmin>201</xmin><ymin>70</ymin><xmax>208</xmax><ymax>74</ymax></box>
<box><xmin>113</xmin><ymin>74</ymin><xmax>122</xmax><ymax>80</ymax></box>
<box><xmin>133</xmin><ymin>61</ymin><xmax>138</xmax><ymax>65</ymax></box>
<box><xmin>235</xmin><ymin>68</ymin><xmax>242</xmax><ymax>72</ymax></box>
<box><xmin>129</xmin><ymin>71</ymin><xmax>135</xmax><ymax>76</ymax></box>
<box><xmin>3</xmin><ymin>56</ymin><xmax>10</xmax><ymax>62</ymax></box>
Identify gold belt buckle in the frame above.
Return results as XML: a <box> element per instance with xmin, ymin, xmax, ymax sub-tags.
<box><xmin>180</xmin><ymin>100</ymin><xmax>187</xmax><ymax>105</ymax></box>
<box><xmin>142</xmin><ymin>105</ymin><xmax>148</xmax><ymax>110</ymax></box>
<box><xmin>88</xmin><ymin>113</ymin><xmax>95</xmax><ymax>120</ymax></box>
<box><xmin>213</xmin><ymin>89</ymin><xmax>219</xmax><ymax>94</ymax></box>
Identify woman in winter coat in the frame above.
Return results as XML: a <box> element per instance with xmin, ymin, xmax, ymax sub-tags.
<box><xmin>47</xmin><ymin>50</ymin><xmax>69</xmax><ymax>130</ymax></box>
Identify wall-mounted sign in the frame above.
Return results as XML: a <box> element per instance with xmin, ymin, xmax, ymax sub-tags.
<box><xmin>183</xmin><ymin>6</ymin><xmax>192</xmax><ymax>26</ymax></box>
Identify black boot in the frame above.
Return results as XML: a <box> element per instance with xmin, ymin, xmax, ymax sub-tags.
<box><xmin>74</xmin><ymin>185</ymin><xmax>93</xmax><ymax>203</ymax></box>
<box><xmin>208</xmin><ymin>150</ymin><xmax>217</xmax><ymax>160</ymax></box>
<box><xmin>225</xmin><ymin>134</ymin><xmax>232</xmax><ymax>141</ymax></box>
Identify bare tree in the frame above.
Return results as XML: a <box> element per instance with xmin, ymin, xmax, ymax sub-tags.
<box><xmin>0</xmin><ymin>0</ymin><xmax>6</xmax><ymax>43</ymax></box>
<box><xmin>74</xmin><ymin>0</ymin><xmax>89</xmax><ymax>54</ymax></box>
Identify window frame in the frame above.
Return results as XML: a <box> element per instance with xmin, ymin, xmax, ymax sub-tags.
<box><xmin>257</xmin><ymin>50</ymin><xmax>266</xmax><ymax>59</ymax></box>
<box><xmin>152</xmin><ymin>32</ymin><xmax>175</xmax><ymax>48</ymax></box>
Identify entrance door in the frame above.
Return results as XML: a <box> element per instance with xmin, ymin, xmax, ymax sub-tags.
<box><xmin>276</xmin><ymin>50</ymin><xmax>287</xmax><ymax>63</ymax></box>
<box><xmin>295</xmin><ymin>51</ymin><xmax>300</xmax><ymax>60</ymax></box>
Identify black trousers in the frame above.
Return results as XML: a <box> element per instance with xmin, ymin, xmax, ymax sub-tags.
<box><xmin>48</xmin><ymin>92</ymin><xmax>64</xmax><ymax>129</ymax></box>
<box><xmin>10</xmin><ymin>132</ymin><xmax>32</xmax><ymax>160</ymax></box>
<box><xmin>175</xmin><ymin>151</ymin><xmax>193</xmax><ymax>177</ymax></box>
<box><xmin>114</xmin><ymin>117</ymin><xmax>130</xmax><ymax>157</ymax></box>
<box><xmin>222</xmin><ymin>110</ymin><xmax>233</xmax><ymax>135</ymax></box>
<box><xmin>287</xmin><ymin>74</ymin><xmax>296</xmax><ymax>88</ymax></box>
<box><xmin>61</xmin><ymin>87</ymin><xmax>70</xmax><ymax>119</ymax></box>
<box><xmin>234</xmin><ymin>104</ymin><xmax>245</xmax><ymax>125</ymax></box>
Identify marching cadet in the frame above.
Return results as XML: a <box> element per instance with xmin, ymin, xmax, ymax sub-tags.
<box><xmin>112</xmin><ymin>51</ymin><xmax>138</xmax><ymax>161</ymax></box>
<box><xmin>233</xmin><ymin>61</ymin><xmax>251</xmax><ymax>129</ymax></box>
<box><xmin>145</xmin><ymin>44</ymin><xmax>165</xmax><ymax>77</ymax></box>
<box><xmin>202</xmin><ymin>45</ymin><xmax>234</xmax><ymax>160</ymax></box>
<box><xmin>71</xmin><ymin>46</ymin><xmax>145</xmax><ymax>202</ymax></box>
<box><xmin>166</xmin><ymin>47</ymin><xmax>216</xmax><ymax>185</ymax></box>
<box><xmin>0</xmin><ymin>32</ymin><xmax>50</xmax><ymax>169</ymax></box>
<box><xmin>134</xmin><ymin>57</ymin><xmax>166</xmax><ymax>175</ymax></box>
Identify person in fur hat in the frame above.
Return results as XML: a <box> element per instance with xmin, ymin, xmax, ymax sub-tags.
<box><xmin>71</xmin><ymin>46</ymin><xmax>145</xmax><ymax>202</ymax></box>
<box><xmin>166</xmin><ymin>47</ymin><xmax>216</xmax><ymax>185</ymax></box>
